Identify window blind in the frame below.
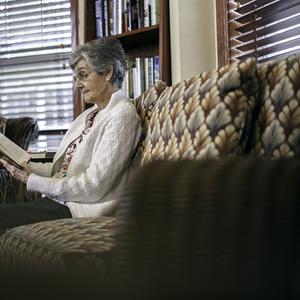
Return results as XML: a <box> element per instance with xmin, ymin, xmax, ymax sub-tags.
<box><xmin>226</xmin><ymin>0</ymin><xmax>300</xmax><ymax>63</ymax></box>
<box><xmin>0</xmin><ymin>0</ymin><xmax>74</xmax><ymax>151</ymax></box>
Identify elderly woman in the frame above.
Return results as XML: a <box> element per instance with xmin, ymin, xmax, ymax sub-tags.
<box><xmin>0</xmin><ymin>37</ymin><xmax>141</xmax><ymax>231</ymax></box>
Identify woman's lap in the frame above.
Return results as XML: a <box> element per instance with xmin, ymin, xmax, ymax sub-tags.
<box><xmin>0</xmin><ymin>197</ymin><xmax>71</xmax><ymax>231</ymax></box>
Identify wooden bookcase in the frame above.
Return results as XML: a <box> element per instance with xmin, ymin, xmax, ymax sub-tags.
<box><xmin>84</xmin><ymin>0</ymin><xmax>170</xmax><ymax>83</ymax></box>
<box><xmin>74</xmin><ymin>0</ymin><xmax>171</xmax><ymax>116</ymax></box>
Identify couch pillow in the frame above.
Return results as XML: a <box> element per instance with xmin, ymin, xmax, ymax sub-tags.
<box><xmin>248</xmin><ymin>53</ymin><xmax>300</xmax><ymax>158</ymax></box>
<box><xmin>131</xmin><ymin>80</ymin><xmax>167</xmax><ymax>165</ymax></box>
<box><xmin>0</xmin><ymin>116</ymin><xmax>6</xmax><ymax>135</ymax></box>
<box><xmin>141</xmin><ymin>57</ymin><xmax>258</xmax><ymax>165</ymax></box>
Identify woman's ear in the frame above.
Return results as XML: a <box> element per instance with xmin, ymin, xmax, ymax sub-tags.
<box><xmin>105</xmin><ymin>66</ymin><xmax>113</xmax><ymax>81</ymax></box>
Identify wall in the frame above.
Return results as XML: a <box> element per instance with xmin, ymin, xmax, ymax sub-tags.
<box><xmin>78</xmin><ymin>0</ymin><xmax>85</xmax><ymax>45</ymax></box>
<box><xmin>169</xmin><ymin>0</ymin><xmax>217</xmax><ymax>84</ymax></box>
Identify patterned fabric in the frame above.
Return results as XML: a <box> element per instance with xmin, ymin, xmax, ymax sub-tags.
<box><xmin>141</xmin><ymin>58</ymin><xmax>258</xmax><ymax>165</ymax></box>
<box><xmin>248</xmin><ymin>53</ymin><xmax>300</xmax><ymax>158</ymax></box>
<box><xmin>113</xmin><ymin>158</ymin><xmax>300</xmax><ymax>296</ymax></box>
<box><xmin>53</xmin><ymin>108</ymin><xmax>99</xmax><ymax>179</ymax></box>
<box><xmin>131</xmin><ymin>80</ymin><xmax>167</xmax><ymax>166</ymax></box>
<box><xmin>0</xmin><ymin>116</ymin><xmax>6</xmax><ymax>135</ymax></box>
<box><xmin>0</xmin><ymin>217</ymin><xmax>116</xmax><ymax>273</ymax></box>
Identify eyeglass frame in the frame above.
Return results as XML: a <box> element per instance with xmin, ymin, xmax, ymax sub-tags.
<box><xmin>73</xmin><ymin>69</ymin><xmax>97</xmax><ymax>82</ymax></box>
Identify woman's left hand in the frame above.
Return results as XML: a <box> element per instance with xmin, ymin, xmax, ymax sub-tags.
<box><xmin>0</xmin><ymin>158</ymin><xmax>30</xmax><ymax>184</ymax></box>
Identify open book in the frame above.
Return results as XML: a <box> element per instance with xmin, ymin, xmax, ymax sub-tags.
<box><xmin>0</xmin><ymin>133</ymin><xmax>46</xmax><ymax>168</ymax></box>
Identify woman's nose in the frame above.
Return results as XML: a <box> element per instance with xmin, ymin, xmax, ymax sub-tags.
<box><xmin>75</xmin><ymin>79</ymin><xmax>84</xmax><ymax>89</ymax></box>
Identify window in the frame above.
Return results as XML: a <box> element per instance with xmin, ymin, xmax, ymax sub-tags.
<box><xmin>216</xmin><ymin>0</ymin><xmax>300</xmax><ymax>66</ymax></box>
<box><xmin>0</xmin><ymin>0</ymin><xmax>78</xmax><ymax>151</ymax></box>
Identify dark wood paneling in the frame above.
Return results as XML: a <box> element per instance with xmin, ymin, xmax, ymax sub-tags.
<box><xmin>216</xmin><ymin>0</ymin><xmax>230</xmax><ymax>67</ymax></box>
<box><xmin>84</xmin><ymin>0</ymin><xmax>96</xmax><ymax>42</ymax></box>
<box><xmin>159</xmin><ymin>0</ymin><xmax>171</xmax><ymax>85</ymax></box>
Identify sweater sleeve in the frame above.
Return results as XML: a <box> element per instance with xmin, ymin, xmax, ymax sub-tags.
<box><xmin>28</xmin><ymin>161</ymin><xmax>53</xmax><ymax>177</ymax></box>
<box><xmin>27</xmin><ymin>110</ymin><xmax>141</xmax><ymax>203</ymax></box>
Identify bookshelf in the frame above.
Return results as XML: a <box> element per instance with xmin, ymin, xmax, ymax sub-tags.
<box><xmin>73</xmin><ymin>0</ymin><xmax>170</xmax><ymax>115</ymax></box>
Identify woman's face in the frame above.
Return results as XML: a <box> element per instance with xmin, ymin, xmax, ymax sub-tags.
<box><xmin>73</xmin><ymin>58</ymin><xmax>110</xmax><ymax>105</ymax></box>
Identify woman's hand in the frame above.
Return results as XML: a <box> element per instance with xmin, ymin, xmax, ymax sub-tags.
<box><xmin>0</xmin><ymin>158</ymin><xmax>31</xmax><ymax>184</ymax></box>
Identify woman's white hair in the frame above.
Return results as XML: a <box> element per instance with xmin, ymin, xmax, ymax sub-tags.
<box><xmin>69</xmin><ymin>37</ymin><xmax>127</xmax><ymax>89</ymax></box>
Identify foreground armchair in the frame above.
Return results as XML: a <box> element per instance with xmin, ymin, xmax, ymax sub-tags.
<box><xmin>1</xmin><ymin>158</ymin><xmax>300</xmax><ymax>299</ymax></box>
<box><xmin>0</xmin><ymin>117</ymin><xmax>39</xmax><ymax>205</ymax></box>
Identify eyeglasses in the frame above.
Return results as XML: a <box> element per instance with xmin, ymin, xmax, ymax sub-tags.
<box><xmin>73</xmin><ymin>70</ymin><xmax>95</xmax><ymax>82</ymax></box>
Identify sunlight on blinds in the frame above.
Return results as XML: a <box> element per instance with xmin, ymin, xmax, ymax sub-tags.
<box><xmin>227</xmin><ymin>0</ymin><xmax>300</xmax><ymax>62</ymax></box>
<box><xmin>0</xmin><ymin>0</ymin><xmax>73</xmax><ymax>151</ymax></box>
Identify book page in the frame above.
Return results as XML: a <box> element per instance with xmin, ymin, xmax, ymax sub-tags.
<box><xmin>0</xmin><ymin>133</ymin><xmax>31</xmax><ymax>166</ymax></box>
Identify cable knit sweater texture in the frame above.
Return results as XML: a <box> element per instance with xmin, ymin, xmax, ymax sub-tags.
<box><xmin>27</xmin><ymin>90</ymin><xmax>141</xmax><ymax>218</ymax></box>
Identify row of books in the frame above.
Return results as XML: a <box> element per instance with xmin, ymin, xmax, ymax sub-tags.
<box><xmin>95</xmin><ymin>0</ymin><xmax>160</xmax><ymax>37</ymax></box>
<box><xmin>122</xmin><ymin>56</ymin><xmax>159</xmax><ymax>99</ymax></box>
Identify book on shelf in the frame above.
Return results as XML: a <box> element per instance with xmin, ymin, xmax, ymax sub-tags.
<box><xmin>122</xmin><ymin>56</ymin><xmax>160</xmax><ymax>99</ymax></box>
<box><xmin>0</xmin><ymin>133</ymin><xmax>46</xmax><ymax>168</ymax></box>
<box><xmin>95</xmin><ymin>0</ymin><xmax>104</xmax><ymax>37</ymax></box>
<box><xmin>95</xmin><ymin>0</ymin><xmax>161</xmax><ymax>38</ymax></box>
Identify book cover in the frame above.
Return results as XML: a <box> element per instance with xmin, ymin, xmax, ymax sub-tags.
<box><xmin>153</xmin><ymin>55</ymin><xmax>160</xmax><ymax>83</ymax></box>
<box><xmin>95</xmin><ymin>0</ymin><xmax>104</xmax><ymax>37</ymax></box>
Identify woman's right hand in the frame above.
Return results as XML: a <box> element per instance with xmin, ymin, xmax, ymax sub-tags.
<box><xmin>0</xmin><ymin>158</ymin><xmax>31</xmax><ymax>184</ymax></box>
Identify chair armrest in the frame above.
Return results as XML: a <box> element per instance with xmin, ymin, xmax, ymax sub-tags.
<box><xmin>5</xmin><ymin>117</ymin><xmax>39</xmax><ymax>149</ymax></box>
<box><xmin>113</xmin><ymin>158</ymin><xmax>300</xmax><ymax>296</ymax></box>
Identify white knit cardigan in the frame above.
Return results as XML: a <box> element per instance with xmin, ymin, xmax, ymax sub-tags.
<box><xmin>27</xmin><ymin>90</ymin><xmax>141</xmax><ymax>218</ymax></box>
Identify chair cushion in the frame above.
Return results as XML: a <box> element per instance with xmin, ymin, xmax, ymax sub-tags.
<box><xmin>132</xmin><ymin>80</ymin><xmax>167</xmax><ymax>165</ymax></box>
<box><xmin>248</xmin><ymin>53</ymin><xmax>300</xmax><ymax>158</ymax></box>
<box><xmin>0</xmin><ymin>116</ymin><xmax>6</xmax><ymax>135</ymax></box>
<box><xmin>0</xmin><ymin>217</ymin><xmax>116</xmax><ymax>274</ymax></box>
<box><xmin>141</xmin><ymin>58</ymin><xmax>258</xmax><ymax>164</ymax></box>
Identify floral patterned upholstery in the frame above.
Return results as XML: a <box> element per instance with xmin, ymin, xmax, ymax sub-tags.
<box><xmin>141</xmin><ymin>57</ymin><xmax>258</xmax><ymax>165</ymax></box>
<box><xmin>248</xmin><ymin>53</ymin><xmax>300</xmax><ymax>158</ymax></box>
<box><xmin>131</xmin><ymin>80</ymin><xmax>167</xmax><ymax>166</ymax></box>
<box><xmin>0</xmin><ymin>217</ymin><xmax>116</xmax><ymax>274</ymax></box>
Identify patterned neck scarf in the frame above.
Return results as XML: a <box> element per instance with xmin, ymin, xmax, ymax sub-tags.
<box><xmin>53</xmin><ymin>108</ymin><xmax>99</xmax><ymax>179</ymax></box>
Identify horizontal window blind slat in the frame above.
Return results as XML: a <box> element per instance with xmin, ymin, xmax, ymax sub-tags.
<box><xmin>0</xmin><ymin>30</ymin><xmax>71</xmax><ymax>46</ymax></box>
<box><xmin>0</xmin><ymin>6</ymin><xmax>70</xmax><ymax>22</ymax></box>
<box><xmin>1</xmin><ymin>83</ymin><xmax>73</xmax><ymax>95</ymax></box>
<box><xmin>0</xmin><ymin>41</ymin><xmax>71</xmax><ymax>55</ymax></box>
<box><xmin>0</xmin><ymin>0</ymin><xmax>68</xmax><ymax>5</ymax></box>
<box><xmin>237</xmin><ymin>0</ymin><xmax>255</xmax><ymax>5</ymax></box>
<box><xmin>3</xmin><ymin>111</ymin><xmax>73</xmax><ymax>120</ymax></box>
<box><xmin>235</xmin><ymin>26</ymin><xmax>300</xmax><ymax>51</ymax></box>
<box><xmin>2</xmin><ymin>105</ymin><xmax>73</xmax><ymax>114</ymax></box>
<box><xmin>0</xmin><ymin>60</ymin><xmax>69</xmax><ymax>74</ymax></box>
<box><xmin>0</xmin><ymin>25</ymin><xmax>71</xmax><ymax>40</ymax></box>
<box><xmin>234</xmin><ymin>0</ymin><xmax>299</xmax><ymax>24</ymax></box>
<box><xmin>0</xmin><ymin>15</ymin><xmax>70</xmax><ymax>29</ymax></box>
<box><xmin>0</xmin><ymin>68</ymin><xmax>72</xmax><ymax>79</ymax></box>
<box><xmin>258</xmin><ymin>47</ymin><xmax>300</xmax><ymax>62</ymax></box>
<box><xmin>234</xmin><ymin>5</ymin><xmax>299</xmax><ymax>33</ymax></box>
<box><xmin>1</xmin><ymin>0</ymin><xmax>70</xmax><ymax>13</ymax></box>
<box><xmin>1</xmin><ymin>47</ymin><xmax>71</xmax><ymax>60</ymax></box>
<box><xmin>235</xmin><ymin>0</ymin><xmax>279</xmax><ymax>15</ymax></box>
<box><xmin>0</xmin><ymin>97</ymin><xmax>73</xmax><ymax>108</ymax></box>
<box><xmin>1</xmin><ymin>52</ymin><xmax>71</xmax><ymax>66</ymax></box>
<box><xmin>235</xmin><ymin>14</ymin><xmax>300</xmax><ymax>42</ymax></box>
<box><xmin>1</xmin><ymin>76</ymin><xmax>72</xmax><ymax>88</ymax></box>
<box><xmin>236</xmin><ymin>36</ymin><xmax>300</xmax><ymax>59</ymax></box>
<box><xmin>0</xmin><ymin>19</ymin><xmax>70</xmax><ymax>36</ymax></box>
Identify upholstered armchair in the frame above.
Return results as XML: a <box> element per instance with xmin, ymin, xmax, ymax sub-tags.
<box><xmin>0</xmin><ymin>117</ymin><xmax>39</xmax><ymax>205</ymax></box>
